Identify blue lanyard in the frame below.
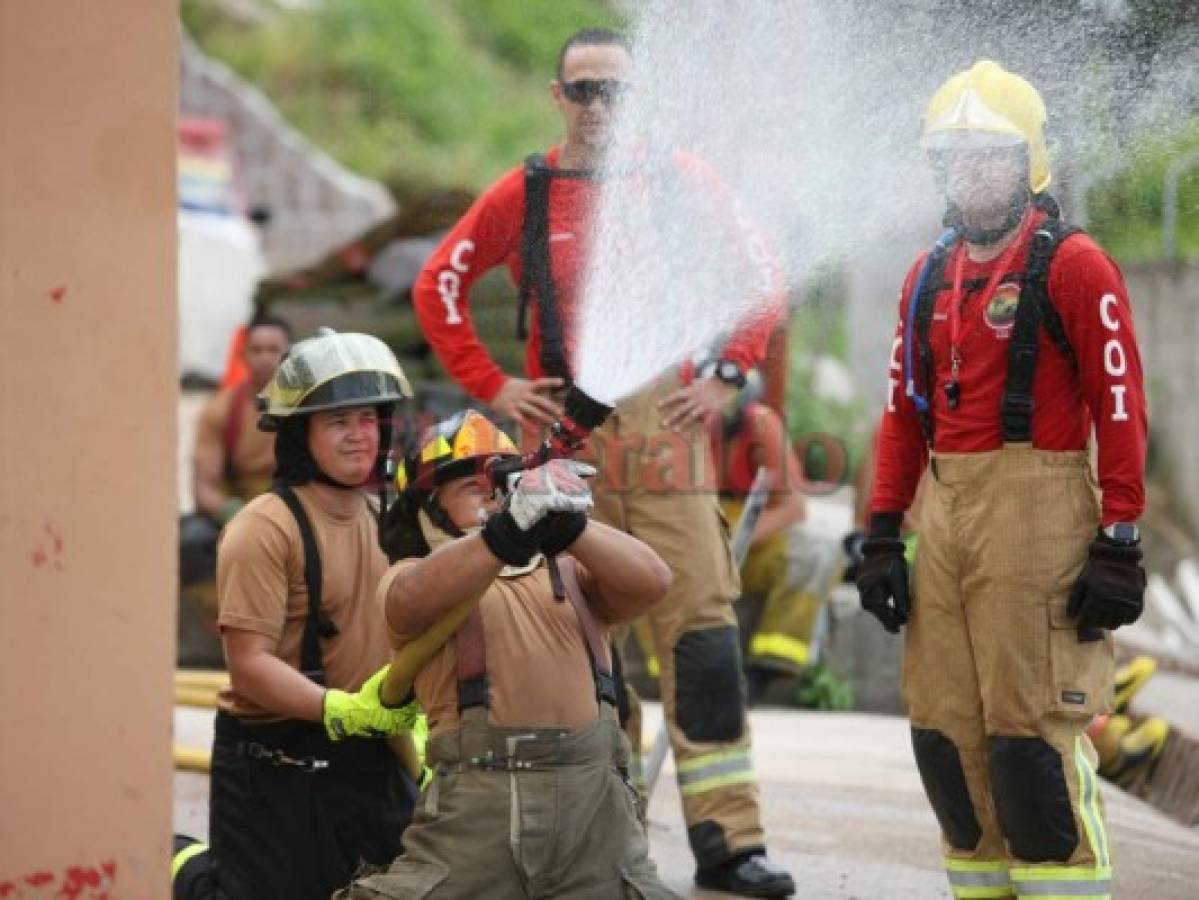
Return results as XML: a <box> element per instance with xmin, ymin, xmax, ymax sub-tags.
<box><xmin>903</xmin><ymin>229</ymin><xmax>958</xmax><ymax>415</ymax></box>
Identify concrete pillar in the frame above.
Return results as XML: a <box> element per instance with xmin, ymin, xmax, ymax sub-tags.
<box><xmin>0</xmin><ymin>3</ymin><xmax>177</xmax><ymax>896</ymax></box>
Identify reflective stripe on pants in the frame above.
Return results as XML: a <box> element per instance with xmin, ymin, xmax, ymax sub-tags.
<box><xmin>676</xmin><ymin>748</ymin><xmax>756</xmax><ymax>797</ymax></box>
<box><xmin>945</xmin><ymin>857</ymin><xmax>1013</xmax><ymax>899</ymax></box>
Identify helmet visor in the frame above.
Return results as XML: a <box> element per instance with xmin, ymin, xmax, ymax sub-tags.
<box><xmin>922</xmin><ymin>88</ymin><xmax>1027</xmax><ymax>151</ymax></box>
<box><xmin>260</xmin><ymin>332</ymin><xmax>412</xmax><ymax>417</ymax></box>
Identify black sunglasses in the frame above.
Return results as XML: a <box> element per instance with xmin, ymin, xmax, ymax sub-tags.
<box><xmin>561</xmin><ymin>79</ymin><xmax>631</xmax><ymax>106</ymax></box>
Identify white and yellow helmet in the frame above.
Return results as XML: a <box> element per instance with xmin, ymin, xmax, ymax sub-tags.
<box><xmin>921</xmin><ymin>60</ymin><xmax>1051</xmax><ymax>193</ymax></box>
<box><xmin>258</xmin><ymin>329</ymin><xmax>412</xmax><ymax>423</ymax></box>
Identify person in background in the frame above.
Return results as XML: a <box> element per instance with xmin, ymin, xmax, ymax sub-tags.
<box><xmin>193</xmin><ymin>311</ymin><xmax>292</xmax><ymax>524</ymax></box>
<box><xmin>710</xmin><ymin>373</ymin><xmax>844</xmax><ymax>706</ymax></box>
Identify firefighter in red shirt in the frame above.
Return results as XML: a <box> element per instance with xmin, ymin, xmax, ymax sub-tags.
<box><xmin>856</xmin><ymin>61</ymin><xmax>1147</xmax><ymax>900</ymax></box>
<box><xmin>412</xmin><ymin>26</ymin><xmax>793</xmax><ymax>899</ymax></box>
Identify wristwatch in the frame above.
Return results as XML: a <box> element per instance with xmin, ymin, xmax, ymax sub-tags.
<box><xmin>1100</xmin><ymin>522</ymin><xmax>1140</xmax><ymax>545</ymax></box>
<box><xmin>698</xmin><ymin>358</ymin><xmax>748</xmax><ymax>390</ymax></box>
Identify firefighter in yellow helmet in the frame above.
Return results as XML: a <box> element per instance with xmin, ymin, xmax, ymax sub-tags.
<box><xmin>340</xmin><ymin>410</ymin><xmax>678</xmax><ymax>898</ymax></box>
<box><xmin>856</xmin><ymin>61</ymin><xmax>1148</xmax><ymax>900</ymax></box>
<box><xmin>173</xmin><ymin>330</ymin><xmax>422</xmax><ymax>900</ymax></box>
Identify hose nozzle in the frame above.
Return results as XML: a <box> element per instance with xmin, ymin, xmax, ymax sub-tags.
<box><xmin>485</xmin><ymin>386</ymin><xmax>613</xmax><ymax>486</ymax></box>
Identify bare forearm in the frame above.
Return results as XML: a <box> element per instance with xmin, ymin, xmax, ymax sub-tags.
<box><xmin>387</xmin><ymin>534</ymin><xmax>503</xmax><ymax>636</ymax></box>
<box><xmin>226</xmin><ymin>645</ymin><xmax>326</xmax><ymax>722</ymax></box>
<box><xmin>193</xmin><ymin>460</ymin><xmax>229</xmax><ymax>519</ymax></box>
<box><xmin>566</xmin><ymin>521</ymin><xmax>672</xmax><ymax>622</ymax></box>
<box><xmin>194</xmin><ymin>481</ymin><xmax>228</xmax><ymax>518</ymax></box>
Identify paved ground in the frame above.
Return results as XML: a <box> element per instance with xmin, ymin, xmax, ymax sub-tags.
<box><xmin>174</xmin><ymin>702</ymin><xmax>1199</xmax><ymax>899</ymax></box>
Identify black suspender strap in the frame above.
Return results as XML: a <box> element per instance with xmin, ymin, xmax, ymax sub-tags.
<box><xmin>1000</xmin><ymin>217</ymin><xmax>1081</xmax><ymax>442</ymax></box>
<box><xmin>516</xmin><ymin>153</ymin><xmax>571</xmax><ymax>381</ymax></box>
<box><xmin>271</xmin><ymin>484</ymin><xmax>338</xmax><ymax>685</ymax></box>
<box><xmin>1026</xmin><ymin>218</ymin><xmax>1080</xmax><ymax>372</ymax></box>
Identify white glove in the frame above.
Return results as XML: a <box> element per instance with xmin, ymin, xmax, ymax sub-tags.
<box><xmin>507</xmin><ymin>459</ymin><xmax>595</xmax><ymax>530</ymax></box>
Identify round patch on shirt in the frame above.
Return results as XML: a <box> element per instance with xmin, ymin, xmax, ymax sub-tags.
<box><xmin>984</xmin><ymin>282</ymin><xmax>1021</xmax><ymax>337</ymax></box>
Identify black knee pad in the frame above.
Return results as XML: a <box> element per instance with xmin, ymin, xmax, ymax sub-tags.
<box><xmin>674</xmin><ymin>626</ymin><xmax>746</xmax><ymax>743</ymax></box>
<box><xmin>987</xmin><ymin>736</ymin><xmax>1079</xmax><ymax>862</ymax></box>
<box><xmin>911</xmin><ymin>728</ymin><xmax>982</xmax><ymax>851</ymax></box>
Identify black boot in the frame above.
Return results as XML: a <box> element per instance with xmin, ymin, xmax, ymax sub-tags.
<box><xmin>695</xmin><ymin>850</ymin><xmax>795</xmax><ymax>897</ymax></box>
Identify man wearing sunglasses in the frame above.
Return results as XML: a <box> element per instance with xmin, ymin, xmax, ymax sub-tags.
<box><xmin>412</xmin><ymin>25</ymin><xmax>794</xmax><ymax>900</ymax></box>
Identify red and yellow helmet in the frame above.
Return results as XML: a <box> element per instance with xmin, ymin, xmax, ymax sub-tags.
<box><xmin>396</xmin><ymin>410</ymin><xmax>518</xmax><ymax>492</ymax></box>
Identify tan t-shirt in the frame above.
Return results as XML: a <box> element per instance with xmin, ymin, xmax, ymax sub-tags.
<box><xmin>193</xmin><ymin>384</ymin><xmax>276</xmax><ymax>504</ymax></box>
<box><xmin>216</xmin><ymin>485</ymin><xmax>392</xmax><ymax>720</ymax></box>
<box><xmin>378</xmin><ymin>560</ymin><xmax>609</xmax><ymax>739</ymax></box>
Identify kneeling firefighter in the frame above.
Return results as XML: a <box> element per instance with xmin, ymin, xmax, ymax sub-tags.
<box><xmin>856</xmin><ymin>62</ymin><xmax>1148</xmax><ymax>899</ymax></box>
<box><xmin>710</xmin><ymin>373</ymin><xmax>845</xmax><ymax>704</ymax></box>
<box><xmin>173</xmin><ymin>331</ymin><xmax>422</xmax><ymax>900</ymax></box>
<box><xmin>339</xmin><ymin>410</ymin><xmax>678</xmax><ymax>899</ymax></box>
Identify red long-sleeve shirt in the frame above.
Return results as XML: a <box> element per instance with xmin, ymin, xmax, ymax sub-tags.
<box><xmin>870</xmin><ymin>212</ymin><xmax>1147</xmax><ymax>525</ymax></box>
<box><xmin>413</xmin><ymin>146</ymin><xmax>780</xmax><ymax>403</ymax></box>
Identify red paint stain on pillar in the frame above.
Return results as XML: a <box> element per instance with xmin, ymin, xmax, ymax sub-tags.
<box><xmin>49</xmin><ymin>285</ymin><xmax>67</xmax><ymax>303</ymax></box>
<box><xmin>59</xmin><ymin>865</ymin><xmax>102</xmax><ymax>898</ymax></box>
<box><xmin>26</xmin><ymin>871</ymin><xmax>55</xmax><ymax>887</ymax></box>
<box><xmin>0</xmin><ymin>881</ymin><xmax>14</xmax><ymax>897</ymax></box>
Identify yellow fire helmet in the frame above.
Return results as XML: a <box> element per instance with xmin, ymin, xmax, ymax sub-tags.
<box><xmin>921</xmin><ymin>60</ymin><xmax>1051</xmax><ymax>193</ymax></box>
<box><xmin>397</xmin><ymin>410</ymin><xmax>518</xmax><ymax>492</ymax></box>
<box><xmin>258</xmin><ymin>329</ymin><xmax>412</xmax><ymax>423</ymax></box>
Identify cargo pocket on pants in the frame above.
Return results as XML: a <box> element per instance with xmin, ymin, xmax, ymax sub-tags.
<box><xmin>348</xmin><ymin>859</ymin><xmax>449</xmax><ymax>898</ymax></box>
<box><xmin>1047</xmin><ymin>598</ymin><xmax>1114</xmax><ymax>718</ymax></box>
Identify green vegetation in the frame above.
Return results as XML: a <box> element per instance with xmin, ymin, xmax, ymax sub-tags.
<box><xmin>182</xmin><ymin>0</ymin><xmax>621</xmax><ymax>194</ymax></box>
<box><xmin>1087</xmin><ymin>125</ymin><xmax>1199</xmax><ymax>263</ymax></box>
<box><xmin>786</xmin><ymin>266</ymin><xmax>867</xmax><ymax>483</ymax></box>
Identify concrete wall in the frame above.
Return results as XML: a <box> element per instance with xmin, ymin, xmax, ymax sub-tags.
<box><xmin>0</xmin><ymin>3</ymin><xmax>177</xmax><ymax>896</ymax></box>
<box><xmin>180</xmin><ymin>32</ymin><xmax>396</xmax><ymax>273</ymax></box>
<box><xmin>1122</xmin><ymin>262</ymin><xmax>1199</xmax><ymax>531</ymax></box>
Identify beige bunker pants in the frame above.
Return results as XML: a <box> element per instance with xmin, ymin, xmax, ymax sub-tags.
<box><xmin>905</xmin><ymin>446</ymin><xmax>1114</xmax><ymax>900</ymax></box>
<box><xmin>336</xmin><ymin>705</ymin><xmax>675</xmax><ymax>899</ymax></box>
<box><xmin>586</xmin><ymin>378</ymin><xmax>765</xmax><ymax>869</ymax></box>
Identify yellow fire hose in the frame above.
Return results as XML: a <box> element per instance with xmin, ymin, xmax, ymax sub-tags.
<box><xmin>379</xmin><ymin>592</ymin><xmax>482</xmax><ymax>707</ymax></box>
<box><xmin>174</xmin><ymin>746</ymin><xmax>211</xmax><ymax>774</ymax></box>
<box><xmin>175</xmin><ymin>685</ymin><xmax>222</xmax><ymax>709</ymax></box>
<box><xmin>175</xmin><ymin>669</ymin><xmax>228</xmax><ymax>690</ymax></box>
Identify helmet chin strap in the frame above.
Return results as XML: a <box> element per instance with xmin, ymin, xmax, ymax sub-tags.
<box><xmin>944</xmin><ymin>187</ymin><xmax>1030</xmax><ymax>245</ymax></box>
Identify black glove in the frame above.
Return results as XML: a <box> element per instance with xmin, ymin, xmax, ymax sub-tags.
<box><xmin>855</xmin><ymin>513</ymin><xmax>909</xmax><ymax>634</ymax></box>
<box><xmin>480</xmin><ymin>460</ymin><xmax>594</xmax><ymax>567</ymax></box>
<box><xmin>534</xmin><ymin>511</ymin><xmax>588</xmax><ymax>557</ymax></box>
<box><xmin>1067</xmin><ymin>535</ymin><xmax>1146</xmax><ymax>633</ymax></box>
<box><xmin>480</xmin><ymin>502</ymin><xmax>540</xmax><ymax>567</ymax></box>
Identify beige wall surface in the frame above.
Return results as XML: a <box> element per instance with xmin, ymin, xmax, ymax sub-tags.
<box><xmin>0</xmin><ymin>3</ymin><xmax>177</xmax><ymax>897</ymax></box>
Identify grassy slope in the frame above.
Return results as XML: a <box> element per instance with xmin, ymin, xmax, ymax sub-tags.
<box><xmin>1087</xmin><ymin>124</ymin><xmax>1199</xmax><ymax>263</ymax></box>
<box><xmin>182</xmin><ymin>0</ymin><xmax>622</xmax><ymax>194</ymax></box>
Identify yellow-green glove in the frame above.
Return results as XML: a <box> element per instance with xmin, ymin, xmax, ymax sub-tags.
<box><xmin>322</xmin><ymin>665</ymin><xmax>418</xmax><ymax>741</ymax></box>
